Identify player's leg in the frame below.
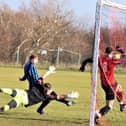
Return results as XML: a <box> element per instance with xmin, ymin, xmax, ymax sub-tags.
<box><xmin>114</xmin><ymin>83</ymin><xmax>126</xmax><ymax>111</ymax></box>
<box><xmin>95</xmin><ymin>85</ymin><xmax>115</xmax><ymax>124</ymax></box>
<box><xmin>80</xmin><ymin>57</ymin><xmax>93</xmax><ymax>72</ymax></box>
<box><xmin>50</xmin><ymin>91</ymin><xmax>75</xmax><ymax>106</ymax></box>
<box><xmin>57</xmin><ymin>99</ymin><xmax>75</xmax><ymax>106</ymax></box>
<box><xmin>100</xmin><ymin>100</ymin><xmax>113</xmax><ymax>116</ymax></box>
<box><xmin>37</xmin><ymin>91</ymin><xmax>57</xmax><ymax>115</ymax></box>
<box><xmin>37</xmin><ymin>98</ymin><xmax>50</xmax><ymax>115</ymax></box>
<box><xmin>36</xmin><ymin>92</ymin><xmax>75</xmax><ymax>115</ymax></box>
<box><xmin>95</xmin><ymin>100</ymin><xmax>114</xmax><ymax>124</ymax></box>
<box><xmin>0</xmin><ymin>89</ymin><xmax>28</xmax><ymax>112</ymax></box>
<box><xmin>36</xmin><ymin>99</ymin><xmax>74</xmax><ymax>115</ymax></box>
<box><xmin>0</xmin><ymin>99</ymin><xmax>20</xmax><ymax>112</ymax></box>
<box><xmin>0</xmin><ymin>88</ymin><xmax>17</xmax><ymax>97</ymax></box>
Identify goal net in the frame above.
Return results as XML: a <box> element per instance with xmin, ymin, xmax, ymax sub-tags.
<box><xmin>90</xmin><ymin>0</ymin><xmax>126</xmax><ymax>126</ymax></box>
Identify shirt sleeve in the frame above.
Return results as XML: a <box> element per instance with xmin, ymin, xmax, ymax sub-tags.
<box><xmin>20</xmin><ymin>75</ymin><xmax>27</xmax><ymax>81</ymax></box>
<box><xmin>112</xmin><ymin>58</ymin><xmax>121</xmax><ymax>65</ymax></box>
<box><xmin>20</xmin><ymin>65</ymin><xmax>27</xmax><ymax>81</ymax></box>
<box><xmin>30</xmin><ymin>65</ymin><xmax>39</xmax><ymax>82</ymax></box>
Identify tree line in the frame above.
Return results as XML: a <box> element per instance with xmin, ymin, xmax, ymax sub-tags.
<box><xmin>0</xmin><ymin>0</ymin><xmax>94</xmax><ymax>66</ymax></box>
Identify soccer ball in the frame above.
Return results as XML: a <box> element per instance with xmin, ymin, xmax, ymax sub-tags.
<box><xmin>113</xmin><ymin>53</ymin><xmax>121</xmax><ymax>59</ymax></box>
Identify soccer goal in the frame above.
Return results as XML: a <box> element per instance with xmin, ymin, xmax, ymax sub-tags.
<box><xmin>90</xmin><ymin>0</ymin><xmax>126</xmax><ymax>126</ymax></box>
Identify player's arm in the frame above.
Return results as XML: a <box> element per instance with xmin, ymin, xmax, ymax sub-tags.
<box><xmin>19</xmin><ymin>65</ymin><xmax>28</xmax><ymax>81</ymax></box>
<box><xmin>49</xmin><ymin>91</ymin><xmax>79</xmax><ymax>100</ymax></box>
<box><xmin>80</xmin><ymin>57</ymin><xmax>93</xmax><ymax>72</ymax></box>
<box><xmin>112</xmin><ymin>58</ymin><xmax>122</xmax><ymax>64</ymax></box>
<box><xmin>19</xmin><ymin>74</ymin><xmax>27</xmax><ymax>81</ymax></box>
<box><xmin>110</xmin><ymin>51</ymin><xmax>122</xmax><ymax>64</ymax></box>
<box><xmin>112</xmin><ymin>54</ymin><xmax>126</xmax><ymax>64</ymax></box>
<box><xmin>30</xmin><ymin>65</ymin><xmax>40</xmax><ymax>83</ymax></box>
<box><xmin>112</xmin><ymin>51</ymin><xmax>126</xmax><ymax>64</ymax></box>
<box><xmin>47</xmin><ymin>93</ymin><xmax>68</xmax><ymax>100</ymax></box>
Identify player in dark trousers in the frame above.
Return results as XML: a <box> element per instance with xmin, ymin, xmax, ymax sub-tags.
<box><xmin>19</xmin><ymin>54</ymin><xmax>75</xmax><ymax>115</ymax></box>
<box><xmin>0</xmin><ymin>78</ymin><xmax>48</xmax><ymax>112</ymax></box>
<box><xmin>37</xmin><ymin>83</ymin><xmax>75</xmax><ymax>115</ymax></box>
<box><xmin>0</xmin><ymin>81</ymin><xmax>77</xmax><ymax>113</ymax></box>
<box><xmin>95</xmin><ymin>47</ymin><xmax>126</xmax><ymax>124</ymax></box>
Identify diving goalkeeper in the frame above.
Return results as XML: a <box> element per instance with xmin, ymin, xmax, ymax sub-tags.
<box><xmin>0</xmin><ymin>80</ymin><xmax>78</xmax><ymax>112</ymax></box>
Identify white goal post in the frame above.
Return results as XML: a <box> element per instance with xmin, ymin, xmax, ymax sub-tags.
<box><xmin>89</xmin><ymin>0</ymin><xmax>126</xmax><ymax>126</ymax></box>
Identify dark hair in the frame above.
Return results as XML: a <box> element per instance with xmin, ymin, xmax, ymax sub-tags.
<box><xmin>115</xmin><ymin>45</ymin><xmax>124</xmax><ymax>54</ymax></box>
<box><xmin>38</xmin><ymin>77</ymin><xmax>43</xmax><ymax>80</ymax></box>
<box><xmin>29</xmin><ymin>54</ymin><xmax>38</xmax><ymax>60</ymax></box>
<box><xmin>105</xmin><ymin>47</ymin><xmax>113</xmax><ymax>54</ymax></box>
<box><xmin>44</xmin><ymin>83</ymin><xmax>52</xmax><ymax>89</ymax></box>
<box><xmin>116</xmin><ymin>45</ymin><xmax>120</xmax><ymax>49</ymax></box>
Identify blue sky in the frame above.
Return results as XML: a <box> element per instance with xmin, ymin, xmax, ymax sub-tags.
<box><xmin>1</xmin><ymin>0</ymin><xmax>97</xmax><ymax>16</ymax></box>
<box><xmin>1</xmin><ymin>0</ymin><xmax>126</xmax><ymax>25</ymax></box>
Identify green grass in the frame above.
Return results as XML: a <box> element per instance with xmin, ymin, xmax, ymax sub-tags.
<box><xmin>0</xmin><ymin>67</ymin><xmax>126</xmax><ymax>126</ymax></box>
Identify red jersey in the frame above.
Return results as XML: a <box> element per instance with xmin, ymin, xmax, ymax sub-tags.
<box><xmin>98</xmin><ymin>55</ymin><xmax>121</xmax><ymax>86</ymax></box>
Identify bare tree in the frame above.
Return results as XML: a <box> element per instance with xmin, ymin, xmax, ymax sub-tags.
<box><xmin>0</xmin><ymin>0</ymin><xmax>93</xmax><ymax>66</ymax></box>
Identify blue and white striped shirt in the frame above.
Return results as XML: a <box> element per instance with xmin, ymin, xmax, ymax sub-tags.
<box><xmin>21</xmin><ymin>61</ymin><xmax>39</xmax><ymax>87</ymax></box>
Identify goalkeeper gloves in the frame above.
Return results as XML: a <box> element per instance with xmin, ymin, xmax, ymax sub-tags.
<box><xmin>67</xmin><ymin>91</ymin><xmax>79</xmax><ymax>99</ymax></box>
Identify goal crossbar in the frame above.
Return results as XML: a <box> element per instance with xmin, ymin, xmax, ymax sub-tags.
<box><xmin>101</xmin><ymin>0</ymin><xmax>126</xmax><ymax>11</ymax></box>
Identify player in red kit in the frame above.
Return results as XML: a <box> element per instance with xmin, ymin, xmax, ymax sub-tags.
<box><xmin>95</xmin><ymin>47</ymin><xmax>126</xmax><ymax>124</ymax></box>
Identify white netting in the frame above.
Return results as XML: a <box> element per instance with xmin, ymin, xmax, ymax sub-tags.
<box><xmin>100</xmin><ymin>0</ymin><xmax>126</xmax><ymax>51</ymax></box>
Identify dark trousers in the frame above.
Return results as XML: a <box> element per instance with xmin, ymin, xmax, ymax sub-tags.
<box><xmin>37</xmin><ymin>98</ymin><xmax>69</xmax><ymax>112</ymax></box>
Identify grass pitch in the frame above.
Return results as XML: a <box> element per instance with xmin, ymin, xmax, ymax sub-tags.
<box><xmin>0</xmin><ymin>67</ymin><xmax>126</xmax><ymax>126</ymax></box>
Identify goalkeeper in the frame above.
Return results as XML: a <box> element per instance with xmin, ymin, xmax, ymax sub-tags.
<box><xmin>0</xmin><ymin>78</ymin><xmax>48</xmax><ymax>112</ymax></box>
<box><xmin>0</xmin><ymin>80</ymin><xmax>78</xmax><ymax>113</ymax></box>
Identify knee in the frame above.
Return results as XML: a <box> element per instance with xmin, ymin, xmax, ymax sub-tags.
<box><xmin>107</xmin><ymin>101</ymin><xmax>114</xmax><ymax>110</ymax></box>
<box><xmin>108</xmin><ymin>105</ymin><xmax>113</xmax><ymax>110</ymax></box>
<box><xmin>116</xmin><ymin>84</ymin><xmax>122</xmax><ymax>92</ymax></box>
<box><xmin>8</xmin><ymin>100</ymin><xmax>17</xmax><ymax>109</ymax></box>
<box><xmin>11</xmin><ymin>90</ymin><xmax>17</xmax><ymax>97</ymax></box>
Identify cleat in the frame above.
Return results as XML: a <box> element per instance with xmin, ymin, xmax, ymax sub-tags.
<box><xmin>80</xmin><ymin>67</ymin><xmax>85</xmax><ymax>72</ymax></box>
<box><xmin>37</xmin><ymin>109</ymin><xmax>45</xmax><ymax>115</ymax></box>
<box><xmin>0</xmin><ymin>89</ymin><xmax>2</xmax><ymax>92</ymax></box>
<box><xmin>0</xmin><ymin>107</ymin><xmax>4</xmax><ymax>113</ymax></box>
<box><xmin>120</xmin><ymin>104</ymin><xmax>126</xmax><ymax>112</ymax></box>
<box><xmin>94</xmin><ymin>111</ymin><xmax>101</xmax><ymax>125</ymax></box>
<box><xmin>94</xmin><ymin>115</ymin><xmax>100</xmax><ymax>125</ymax></box>
<box><xmin>66</xmin><ymin>101</ymin><xmax>75</xmax><ymax>106</ymax></box>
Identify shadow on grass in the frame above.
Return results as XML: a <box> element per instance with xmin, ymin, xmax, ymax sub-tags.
<box><xmin>0</xmin><ymin>113</ymin><xmax>89</xmax><ymax>125</ymax></box>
